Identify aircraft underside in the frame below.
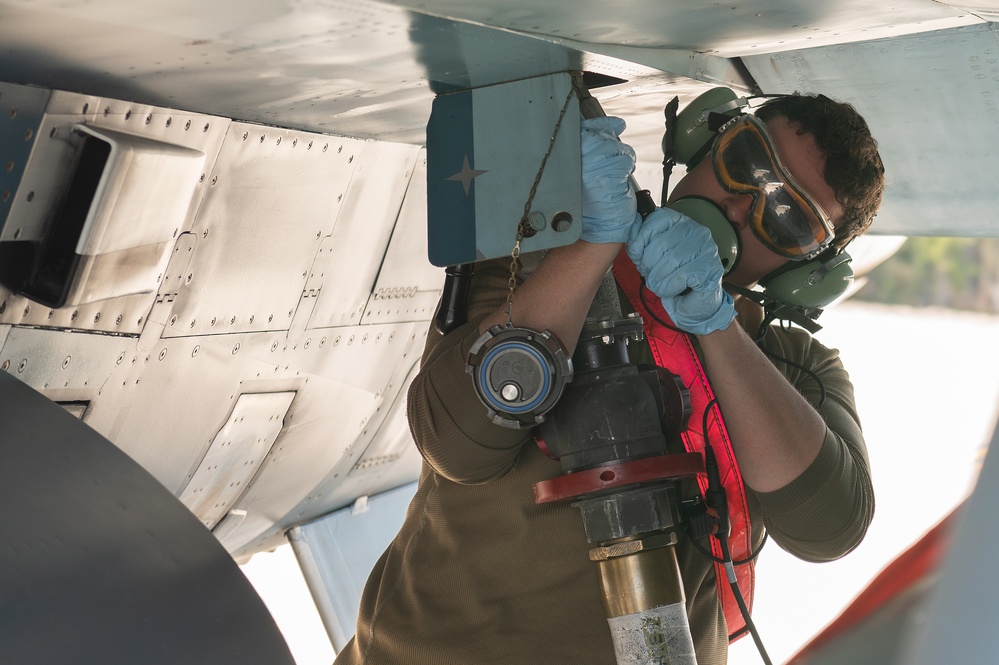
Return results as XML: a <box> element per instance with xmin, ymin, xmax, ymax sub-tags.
<box><xmin>1</xmin><ymin>0</ymin><xmax>998</xmax><ymax>662</ymax></box>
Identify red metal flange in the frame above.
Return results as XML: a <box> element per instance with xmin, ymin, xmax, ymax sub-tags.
<box><xmin>533</xmin><ymin>453</ymin><xmax>704</xmax><ymax>504</ymax></box>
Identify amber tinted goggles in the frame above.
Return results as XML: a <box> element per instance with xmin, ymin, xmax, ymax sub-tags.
<box><xmin>712</xmin><ymin>115</ymin><xmax>835</xmax><ymax>259</ymax></box>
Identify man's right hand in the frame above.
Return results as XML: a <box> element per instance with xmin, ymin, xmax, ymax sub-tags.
<box><xmin>627</xmin><ymin>207</ymin><xmax>736</xmax><ymax>335</ymax></box>
<box><xmin>580</xmin><ymin>117</ymin><xmax>641</xmax><ymax>244</ymax></box>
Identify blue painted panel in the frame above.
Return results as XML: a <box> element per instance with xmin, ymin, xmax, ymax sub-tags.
<box><xmin>427</xmin><ymin>88</ymin><xmax>477</xmax><ymax>266</ymax></box>
<box><xmin>290</xmin><ymin>482</ymin><xmax>420</xmax><ymax>651</ymax></box>
<box><xmin>426</xmin><ymin>72</ymin><xmax>582</xmax><ymax>266</ymax></box>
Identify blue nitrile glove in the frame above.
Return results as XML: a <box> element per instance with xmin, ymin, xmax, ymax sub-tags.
<box><xmin>580</xmin><ymin>116</ymin><xmax>642</xmax><ymax>244</ymax></box>
<box><xmin>627</xmin><ymin>207</ymin><xmax>736</xmax><ymax>335</ymax></box>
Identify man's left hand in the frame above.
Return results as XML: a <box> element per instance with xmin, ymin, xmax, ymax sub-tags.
<box><xmin>579</xmin><ymin>117</ymin><xmax>641</xmax><ymax>244</ymax></box>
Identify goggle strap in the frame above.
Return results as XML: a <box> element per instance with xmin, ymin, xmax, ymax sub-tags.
<box><xmin>696</xmin><ymin>98</ymin><xmax>750</xmax><ymax>125</ymax></box>
<box><xmin>685</xmin><ymin>142</ymin><xmax>712</xmax><ymax>172</ymax></box>
<box><xmin>708</xmin><ymin>111</ymin><xmax>737</xmax><ymax>132</ymax></box>
<box><xmin>685</xmin><ymin>112</ymin><xmax>744</xmax><ymax>172</ymax></box>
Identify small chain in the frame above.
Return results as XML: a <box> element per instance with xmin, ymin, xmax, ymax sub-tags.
<box><xmin>506</xmin><ymin>233</ymin><xmax>522</xmax><ymax>325</ymax></box>
<box><xmin>506</xmin><ymin>81</ymin><xmax>579</xmax><ymax>325</ymax></box>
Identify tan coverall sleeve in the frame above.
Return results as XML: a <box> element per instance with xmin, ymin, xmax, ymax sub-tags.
<box><xmin>407</xmin><ymin>259</ymin><xmax>535</xmax><ymax>484</ymax></box>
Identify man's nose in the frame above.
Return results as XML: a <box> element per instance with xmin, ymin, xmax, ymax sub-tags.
<box><xmin>724</xmin><ymin>193</ymin><xmax>754</xmax><ymax>226</ymax></box>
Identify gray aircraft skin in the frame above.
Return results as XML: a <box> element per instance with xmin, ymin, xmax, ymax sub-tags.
<box><xmin>1</xmin><ymin>1</ymin><xmax>998</xmax><ymax>663</ymax></box>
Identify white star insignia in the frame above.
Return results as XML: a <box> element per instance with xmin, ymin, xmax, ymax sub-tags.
<box><xmin>445</xmin><ymin>155</ymin><xmax>487</xmax><ymax>196</ymax></box>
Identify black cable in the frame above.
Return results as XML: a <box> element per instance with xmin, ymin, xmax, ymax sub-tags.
<box><xmin>729</xmin><ymin>624</ymin><xmax>752</xmax><ymax>641</ymax></box>
<box><xmin>753</xmin><ymin>322</ymin><xmax>828</xmax><ymax>409</ymax></box>
<box><xmin>700</xmin><ymin>406</ymin><xmax>773</xmax><ymax>664</ymax></box>
<box><xmin>689</xmin><ymin>529</ymin><xmax>769</xmax><ymax>566</ymax></box>
<box><xmin>735</xmin><ymin>530</ymin><xmax>769</xmax><ymax>566</ymax></box>
<box><xmin>751</xmin><ymin>319</ymin><xmax>769</xmax><ymax>345</ymax></box>
<box><xmin>699</xmin><ymin>403</ymin><xmax>769</xmax><ymax>566</ymax></box>
<box><xmin>703</xmin><ymin>398</ymin><xmax>715</xmax><ymax>439</ymax></box>
<box><xmin>716</xmin><ymin>533</ymin><xmax>774</xmax><ymax>665</ymax></box>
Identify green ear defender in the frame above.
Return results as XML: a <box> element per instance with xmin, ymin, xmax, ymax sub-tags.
<box><xmin>758</xmin><ymin>250</ymin><xmax>854</xmax><ymax>309</ymax></box>
<box><xmin>673</xmin><ymin>87</ymin><xmax>744</xmax><ymax>168</ymax></box>
<box><xmin>668</xmin><ymin>196</ymin><xmax>739</xmax><ymax>275</ymax></box>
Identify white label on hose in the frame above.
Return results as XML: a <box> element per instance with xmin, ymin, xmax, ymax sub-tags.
<box><xmin>607</xmin><ymin>602</ymin><xmax>698</xmax><ymax>665</ymax></box>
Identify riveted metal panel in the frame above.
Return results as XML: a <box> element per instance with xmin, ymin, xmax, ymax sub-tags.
<box><xmin>289</xmin><ymin>234</ymin><xmax>336</xmax><ymax>340</ymax></box>
<box><xmin>179</xmin><ymin>391</ymin><xmax>296</xmax><ymax>529</ymax></box>
<box><xmin>66</xmin><ymin>316</ymin><xmax>424</xmax><ymax>553</ymax></box>
<box><xmin>0</xmin><ymin>311</ymin><xmax>427</xmax><ymax>559</ymax></box>
<box><xmin>384</xmin><ymin>0</ymin><xmax>981</xmax><ymax>58</ymax></box>
<box><xmin>79</xmin><ymin>332</ymin><xmax>297</xmax><ymax>492</ymax></box>
<box><xmin>164</xmin><ymin>123</ymin><xmax>364</xmax><ymax>337</ymax></box>
<box><xmin>0</xmin><ymin>89</ymin><xmax>229</xmax><ymax>333</ymax></box>
<box><xmin>227</xmin><ymin>320</ymin><xmax>429</xmax><ymax>558</ymax></box>
<box><xmin>0</xmin><ymin>0</ymin><xmax>594</xmax><ymax>144</ymax></box>
<box><xmin>364</xmin><ymin>149</ymin><xmax>444</xmax><ymax>325</ymax></box>
<box><xmin>0</xmin><ymin>83</ymin><xmax>50</xmax><ymax>238</ymax></box>
<box><xmin>0</xmin><ymin>288</ymin><xmax>153</xmax><ymax>335</ymax></box>
<box><xmin>305</xmin><ymin>141</ymin><xmax>422</xmax><ymax>330</ymax></box>
<box><xmin>1</xmin><ymin>91</ymin><xmax>101</xmax><ymax>245</ymax></box>
<box><xmin>0</xmin><ymin>327</ymin><xmax>132</xmax><ymax>395</ymax></box>
<box><xmin>351</xmin><ymin>360</ymin><xmax>421</xmax><ymax>473</ymax></box>
<box><xmin>137</xmin><ymin>231</ymin><xmax>199</xmax><ymax>351</ymax></box>
<box><xmin>4</xmin><ymin>90</ymin><xmax>227</xmax><ymax>245</ymax></box>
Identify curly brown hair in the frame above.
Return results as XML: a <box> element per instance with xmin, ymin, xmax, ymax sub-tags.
<box><xmin>756</xmin><ymin>93</ymin><xmax>885</xmax><ymax>250</ymax></box>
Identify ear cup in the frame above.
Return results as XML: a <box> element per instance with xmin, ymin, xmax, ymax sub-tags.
<box><xmin>668</xmin><ymin>196</ymin><xmax>739</xmax><ymax>275</ymax></box>
<box><xmin>674</xmin><ymin>87</ymin><xmax>741</xmax><ymax>167</ymax></box>
<box><xmin>760</xmin><ymin>253</ymin><xmax>854</xmax><ymax>309</ymax></box>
